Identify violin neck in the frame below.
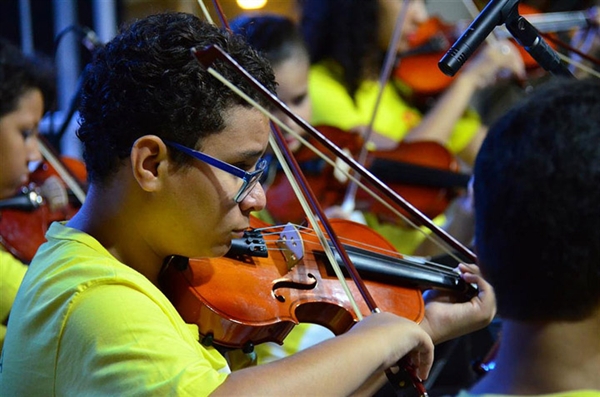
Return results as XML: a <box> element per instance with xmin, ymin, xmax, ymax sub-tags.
<box><xmin>318</xmin><ymin>244</ymin><xmax>475</xmax><ymax>295</ymax></box>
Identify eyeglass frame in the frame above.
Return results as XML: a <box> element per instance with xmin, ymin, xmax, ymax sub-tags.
<box><xmin>164</xmin><ymin>140</ymin><xmax>267</xmax><ymax>203</ymax></box>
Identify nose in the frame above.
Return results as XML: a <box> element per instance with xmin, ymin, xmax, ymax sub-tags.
<box><xmin>27</xmin><ymin>136</ymin><xmax>43</xmax><ymax>163</ymax></box>
<box><xmin>239</xmin><ymin>182</ymin><xmax>266</xmax><ymax>213</ymax></box>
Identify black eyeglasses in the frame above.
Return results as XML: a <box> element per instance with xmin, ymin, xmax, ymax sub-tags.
<box><xmin>164</xmin><ymin>140</ymin><xmax>267</xmax><ymax>203</ymax></box>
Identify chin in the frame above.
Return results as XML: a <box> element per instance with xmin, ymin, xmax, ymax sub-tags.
<box><xmin>211</xmin><ymin>242</ymin><xmax>232</xmax><ymax>258</ymax></box>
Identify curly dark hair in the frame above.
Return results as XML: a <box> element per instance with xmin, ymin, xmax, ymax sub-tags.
<box><xmin>298</xmin><ymin>0</ymin><xmax>379</xmax><ymax>99</ymax></box>
<box><xmin>474</xmin><ymin>77</ymin><xmax>600</xmax><ymax>322</ymax></box>
<box><xmin>0</xmin><ymin>38</ymin><xmax>56</xmax><ymax>118</ymax></box>
<box><xmin>230</xmin><ymin>13</ymin><xmax>308</xmax><ymax>69</ymax></box>
<box><xmin>77</xmin><ymin>12</ymin><xmax>276</xmax><ymax>185</ymax></box>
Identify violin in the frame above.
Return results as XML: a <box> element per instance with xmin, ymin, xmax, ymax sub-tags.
<box><xmin>0</xmin><ymin>149</ymin><xmax>87</xmax><ymax>263</ymax></box>
<box><xmin>160</xmin><ymin>215</ymin><xmax>475</xmax><ymax>350</ymax></box>
<box><xmin>265</xmin><ymin>125</ymin><xmax>469</xmax><ymax>226</ymax></box>
<box><xmin>395</xmin><ymin>4</ymin><xmax>597</xmax><ymax>97</ymax></box>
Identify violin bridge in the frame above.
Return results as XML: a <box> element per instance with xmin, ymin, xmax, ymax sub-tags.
<box><xmin>277</xmin><ymin>223</ymin><xmax>305</xmax><ymax>270</ymax></box>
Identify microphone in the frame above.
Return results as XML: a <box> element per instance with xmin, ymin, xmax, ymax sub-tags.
<box><xmin>438</xmin><ymin>0</ymin><xmax>520</xmax><ymax>76</ymax></box>
<box><xmin>0</xmin><ymin>176</ymin><xmax>68</xmax><ymax>212</ymax></box>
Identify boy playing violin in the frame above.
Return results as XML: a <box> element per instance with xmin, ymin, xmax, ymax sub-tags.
<box><xmin>0</xmin><ymin>12</ymin><xmax>495</xmax><ymax>396</ymax></box>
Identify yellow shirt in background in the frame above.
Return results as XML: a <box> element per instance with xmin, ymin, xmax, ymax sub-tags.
<box><xmin>308</xmin><ymin>60</ymin><xmax>481</xmax><ymax>154</ymax></box>
<box><xmin>0</xmin><ymin>247</ymin><xmax>28</xmax><ymax>352</ymax></box>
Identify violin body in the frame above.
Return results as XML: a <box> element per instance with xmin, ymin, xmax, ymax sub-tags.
<box><xmin>265</xmin><ymin>125</ymin><xmax>466</xmax><ymax>226</ymax></box>
<box><xmin>161</xmin><ymin>216</ymin><xmax>425</xmax><ymax>350</ymax></box>
<box><xmin>0</xmin><ymin>184</ymin><xmax>51</xmax><ymax>263</ymax></box>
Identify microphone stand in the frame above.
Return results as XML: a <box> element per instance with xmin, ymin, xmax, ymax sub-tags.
<box><xmin>504</xmin><ymin>11</ymin><xmax>573</xmax><ymax>77</ymax></box>
<box><xmin>439</xmin><ymin>0</ymin><xmax>574</xmax><ymax>78</ymax></box>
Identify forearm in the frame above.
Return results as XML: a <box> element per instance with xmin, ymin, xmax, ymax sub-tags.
<box><xmin>403</xmin><ymin>75</ymin><xmax>479</xmax><ymax>144</ymax></box>
<box><xmin>213</xmin><ymin>313</ymin><xmax>433</xmax><ymax>396</ymax></box>
<box><xmin>213</xmin><ymin>331</ymin><xmax>390</xmax><ymax>396</ymax></box>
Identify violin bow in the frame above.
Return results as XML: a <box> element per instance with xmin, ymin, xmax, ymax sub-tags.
<box><xmin>340</xmin><ymin>0</ymin><xmax>411</xmax><ymax>215</ymax></box>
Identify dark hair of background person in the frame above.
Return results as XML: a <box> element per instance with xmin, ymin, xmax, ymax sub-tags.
<box><xmin>0</xmin><ymin>38</ymin><xmax>56</xmax><ymax>118</ymax></box>
<box><xmin>76</xmin><ymin>12</ymin><xmax>276</xmax><ymax>186</ymax></box>
<box><xmin>230</xmin><ymin>13</ymin><xmax>308</xmax><ymax>68</ymax></box>
<box><xmin>473</xmin><ymin>77</ymin><xmax>600</xmax><ymax>322</ymax></box>
<box><xmin>298</xmin><ymin>0</ymin><xmax>379</xmax><ymax>99</ymax></box>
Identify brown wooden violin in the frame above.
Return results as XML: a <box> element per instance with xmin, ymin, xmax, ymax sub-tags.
<box><xmin>265</xmin><ymin>125</ymin><xmax>469</xmax><ymax>226</ymax></box>
<box><xmin>0</xmin><ymin>138</ymin><xmax>87</xmax><ymax>263</ymax></box>
<box><xmin>160</xmin><ymin>215</ymin><xmax>475</xmax><ymax>351</ymax></box>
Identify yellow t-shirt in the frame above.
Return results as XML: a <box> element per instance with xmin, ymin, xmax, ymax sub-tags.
<box><xmin>308</xmin><ymin>60</ymin><xmax>481</xmax><ymax>154</ymax></box>
<box><xmin>0</xmin><ymin>247</ymin><xmax>28</xmax><ymax>352</ymax></box>
<box><xmin>0</xmin><ymin>222</ymin><xmax>229</xmax><ymax>396</ymax></box>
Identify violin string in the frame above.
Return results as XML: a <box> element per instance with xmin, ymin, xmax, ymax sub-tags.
<box><xmin>254</xmin><ymin>224</ymin><xmax>459</xmax><ymax>276</ymax></box>
<box><xmin>301</xmin><ymin>226</ymin><xmax>462</xmax><ymax>273</ymax></box>
<box><xmin>257</xmin><ymin>239</ymin><xmax>458</xmax><ymax>278</ymax></box>
<box><xmin>257</xmin><ymin>224</ymin><xmax>457</xmax><ymax>274</ymax></box>
<box><xmin>268</xmin><ymin>130</ymin><xmax>366</xmax><ymax>319</ymax></box>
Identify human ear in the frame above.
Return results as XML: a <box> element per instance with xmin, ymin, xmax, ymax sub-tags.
<box><xmin>130</xmin><ymin>135</ymin><xmax>169</xmax><ymax>192</ymax></box>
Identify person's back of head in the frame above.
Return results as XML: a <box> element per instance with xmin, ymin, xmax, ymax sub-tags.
<box><xmin>0</xmin><ymin>38</ymin><xmax>55</xmax><ymax>118</ymax></box>
<box><xmin>473</xmin><ymin>77</ymin><xmax>600</xmax><ymax>323</ymax></box>
<box><xmin>76</xmin><ymin>12</ymin><xmax>276</xmax><ymax>186</ymax></box>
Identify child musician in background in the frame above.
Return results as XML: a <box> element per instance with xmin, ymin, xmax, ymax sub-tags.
<box><xmin>0</xmin><ymin>38</ymin><xmax>55</xmax><ymax>352</ymax></box>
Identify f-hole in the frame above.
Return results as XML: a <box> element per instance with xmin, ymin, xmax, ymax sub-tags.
<box><xmin>272</xmin><ymin>274</ymin><xmax>318</xmax><ymax>302</ymax></box>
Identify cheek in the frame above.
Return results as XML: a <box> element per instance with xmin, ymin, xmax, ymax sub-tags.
<box><xmin>164</xmin><ymin>173</ymin><xmax>233</xmax><ymax>257</ymax></box>
<box><xmin>0</xmin><ymin>138</ymin><xmax>28</xmax><ymax>198</ymax></box>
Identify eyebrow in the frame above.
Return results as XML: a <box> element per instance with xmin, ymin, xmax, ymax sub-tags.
<box><xmin>238</xmin><ymin>148</ymin><xmax>267</xmax><ymax>160</ymax></box>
